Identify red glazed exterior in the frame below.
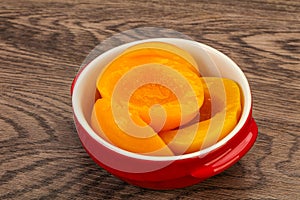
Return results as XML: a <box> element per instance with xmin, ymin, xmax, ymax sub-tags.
<box><xmin>73</xmin><ymin>107</ymin><xmax>257</xmax><ymax>190</ymax></box>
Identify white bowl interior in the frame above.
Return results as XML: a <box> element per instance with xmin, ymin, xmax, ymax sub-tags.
<box><xmin>72</xmin><ymin>38</ymin><xmax>252</xmax><ymax>161</ymax></box>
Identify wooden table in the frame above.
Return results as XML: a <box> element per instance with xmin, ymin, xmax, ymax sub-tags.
<box><xmin>1</xmin><ymin>0</ymin><xmax>299</xmax><ymax>199</ymax></box>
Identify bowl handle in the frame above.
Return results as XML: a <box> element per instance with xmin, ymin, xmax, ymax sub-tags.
<box><xmin>191</xmin><ymin>118</ymin><xmax>258</xmax><ymax>179</ymax></box>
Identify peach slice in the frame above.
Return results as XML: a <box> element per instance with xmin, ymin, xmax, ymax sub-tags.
<box><xmin>91</xmin><ymin>98</ymin><xmax>174</xmax><ymax>156</ymax></box>
<box><xmin>96</xmin><ymin>42</ymin><xmax>204</xmax><ymax>132</ymax></box>
<box><xmin>113</xmin><ymin>63</ymin><xmax>203</xmax><ymax>132</ymax></box>
<box><xmin>122</xmin><ymin>41</ymin><xmax>199</xmax><ymax>74</ymax></box>
<box><xmin>97</xmin><ymin>42</ymin><xmax>202</xmax><ymax>99</ymax></box>
<box><xmin>159</xmin><ymin>78</ymin><xmax>242</xmax><ymax>155</ymax></box>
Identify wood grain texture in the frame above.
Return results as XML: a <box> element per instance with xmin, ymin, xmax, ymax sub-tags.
<box><xmin>1</xmin><ymin>0</ymin><xmax>299</xmax><ymax>199</ymax></box>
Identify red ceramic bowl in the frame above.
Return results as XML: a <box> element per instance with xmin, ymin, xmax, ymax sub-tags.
<box><xmin>71</xmin><ymin>38</ymin><xmax>258</xmax><ymax>190</ymax></box>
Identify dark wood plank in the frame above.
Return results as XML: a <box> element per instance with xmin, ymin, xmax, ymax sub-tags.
<box><xmin>1</xmin><ymin>0</ymin><xmax>299</xmax><ymax>199</ymax></box>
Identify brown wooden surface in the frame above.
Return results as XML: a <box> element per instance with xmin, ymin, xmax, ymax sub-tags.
<box><xmin>1</xmin><ymin>0</ymin><xmax>300</xmax><ymax>199</ymax></box>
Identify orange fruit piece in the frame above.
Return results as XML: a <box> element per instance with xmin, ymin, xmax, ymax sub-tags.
<box><xmin>122</xmin><ymin>41</ymin><xmax>199</xmax><ymax>74</ymax></box>
<box><xmin>91</xmin><ymin>98</ymin><xmax>174</xmax><ymax>156</ymax></box>
<box><xmin>97</xmin><ymin>42</ymin><xmax>204</xmax><ymax>132</ymax></box>
<box><xmin>159</xmin><ymin>78</ymin><xmax>242</xmax><ymax>155</ymax></box>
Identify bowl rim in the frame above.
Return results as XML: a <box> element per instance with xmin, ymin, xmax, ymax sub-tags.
<box><xmin>72</xmin><ymin>38</ymin><xmax>252</xmax><ymax>161</ymax></box>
